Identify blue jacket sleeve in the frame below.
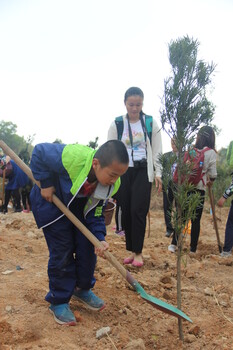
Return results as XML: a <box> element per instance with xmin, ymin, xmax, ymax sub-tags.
<box><xmin>30</xmin><ymin>143</ymin><xmax>66</xmax><ymax>188</ymax></box>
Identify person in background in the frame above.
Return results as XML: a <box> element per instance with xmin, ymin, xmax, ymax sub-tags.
<box><xmin>168</xmin><ymin>126</ymin><xmax>217</xmax><ymax>253</ymax></box>
<box><xmin>18</xmin><ymin>149</ymin><xmax>33</xmax><ymax>213</ymax></box>
<box><xmin>162</xmin><ymin>138</ymin><xmax>178</xmax><ymax>238</ymax></box>
<box><xmin>217</xmin><ymin>171</ymin><xmax>233</xmax><ymax>257</ymax></box>
<box><xmin>0</xmin><ymin>157</ymin><xmax>30</xmax><ymax>213</ymax></box>
<box><xmin>21</xmin><ymin>179</ymin><xmax>33</xmax><ymax>213</ymax></box>
<box><xmin>30</xmin><ymin>140</ymin><xmax>128</xmax><ymax>326</ymax></box>
<box><xmin>108</xmin><ymin>87</ymin><xmax>162</xmax><ymax>267</ymax></box>
<box><xmin>112</xmin><ymin>193</ymin><xmax>125</xmax><ymax>236</ymax></box>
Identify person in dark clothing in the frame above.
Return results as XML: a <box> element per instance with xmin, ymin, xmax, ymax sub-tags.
<box><xmin>0</xmin><ymin>158</ymin><xmax>30</xmax><ymax>213</ymax></box>
<box><xmin>217</xmin><ymin>172</ymin><xmax>233</xmax><ymax>257</ymax></box>
<box><xmin>30</xmin><ymin>140</ymin><xmax>128</xmax><ymax>326</ymax></box>
<box><xmin>168</xmin><ymin>126</ymin><xmax>217</xmax><ymax>253</ymax></box>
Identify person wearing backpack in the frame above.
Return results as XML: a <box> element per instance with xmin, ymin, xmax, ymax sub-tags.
<box><xmin>217</xmin><ymin>171</ymin><xmax>233</xmax><ymax>257</ymax></box>
<box><xmin>168</xmin><ymin>126</ymin><xmax>217</xmax><ymax>253</ymax></box>
<box><xmin>107</xmin><ymin>87</ymin><xmax>162</xmax><ymax>267</ymax></box>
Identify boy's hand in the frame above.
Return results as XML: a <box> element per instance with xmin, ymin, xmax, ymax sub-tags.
<box><xmin>41</xmin><ymin>186</ymin><xmax>56</xmax><ymax>202</ymax></box>
<box><xmin>155</xmin><ymin>176</ymin><xmax>162</xmax><ymax>193</ymax></box>
<box><xmin>217</xmin><ymin>197</ymin><xmax>226</xmax><ymax>208</ymax></box>
<box><xmin>95</xmin><ymin>241</ymin><xmax>109</xmax><ymax>258</ymax></box>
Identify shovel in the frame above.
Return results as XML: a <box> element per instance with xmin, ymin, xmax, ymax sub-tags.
<box><xmin>0</xmin><ymin>140</ymin><xmax>192</xmax><ymax>323</ymax></box>
<box><xmin>208</xmin><ymin>185</ymin><xmax>223</xmax><ymax>253</ymax></box>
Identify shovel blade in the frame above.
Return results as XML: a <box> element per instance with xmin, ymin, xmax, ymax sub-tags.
<box><xmin>141</xmin><ymin>292</ymin><xmax>192</xmax><ymax>322</ymax></box>
<box><xmin>133</xmin><ymin>280</ymin><xmax>192</xmax><ymax>323</ymax></box>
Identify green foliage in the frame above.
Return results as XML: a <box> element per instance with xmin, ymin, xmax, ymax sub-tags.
<box><xmin>226</xmin><ymin>141</ymin><xmax>233</xmax><ymax>167</ymax></box>
<box><xmin>213</xmin><ymin>146</ymin><xmax>232</xmax><ymax>206</ymax></box>
<box><xmin>53</xmin><ymin>138</ymin><xmax>63</xmax><ymax>144</ymax></box>
<box><xmin>0</xmin><ymin>120</ymin><xmax>34</xmax><ymax>158</ymax></box>
<box><xmin>87</xmin><ymin>137</ymin><xmax>99</xmax><ymax>149</ymax></box>
<box><xmin>160</xmin><ymin>36</ymin><xmax>216</xmax><ymax>338</ymax></box>
<box><xmin>160</xmin><ymin>36</ymin><xmax>216</xmax><ymax>222</ymax></box>
<box><xmin>161</xmin><ymin>36</ymin><xmax>216</xmax><ymax>149</ymax></box>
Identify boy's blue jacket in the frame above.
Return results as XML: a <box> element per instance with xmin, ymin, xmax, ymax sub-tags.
<box><xmin>30</xmin><ymin>143</ymin><xmax>120</xmax><ymax>242</ymax></box>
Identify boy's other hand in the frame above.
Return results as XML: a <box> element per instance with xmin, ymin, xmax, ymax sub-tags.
<box><xmin>95</xmin><ymin>241</ymin><xmax>109</xmax><ymax>258</ymax></box>
<box><xmin>41</xmin><ymin>186</ymin><xmax>56</xmax><ymax>202</ymax></box>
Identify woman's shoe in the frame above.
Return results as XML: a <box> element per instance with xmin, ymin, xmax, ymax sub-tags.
<box><xmin>168</xmin><ymin>244</ymin><xmax>177</xmax><ymax>253</ymax></box>
<box><xmin>123</xmin><ymin>257</ymin><xmax>134</xmax><ymax>265</ymax></box>
<box><xmin>115</xmin><ymin>230</ymin><xmax>125</xmax><ymax>237</ymax></box>
<box><xmin>132</xmin><ymin>259</ymin><xmax>144</xmax><ymax>267</ymax></box>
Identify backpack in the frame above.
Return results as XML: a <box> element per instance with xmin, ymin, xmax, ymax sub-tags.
<box><xmin>115</xmin><ymin>115</ymin><xmax>153</xmax><ymax>144</ymax></box>
<box><xmin>173</xmin><ymin>147</ymin><xmax>211</xmax><ymax>185</ymax></box>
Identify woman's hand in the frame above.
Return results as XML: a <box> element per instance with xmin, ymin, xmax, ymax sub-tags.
<box><xmin>155</xmin><ymin>176</ymin><xmax>162</xmax><ymax>193</ymax></box>
<box><xmin>217</xmin><ymin>197</ymin><xmax>226</xmax><ymax>208</ymax></box>
<box><xmin>95</xmin><ymin>241</ymin><xmax>109</xmax><ymax>258</ymax></box>
<box><xmin>41</xmin><ymin>186</ymin><xmax>56</xmax><ymax>202</ymax></box>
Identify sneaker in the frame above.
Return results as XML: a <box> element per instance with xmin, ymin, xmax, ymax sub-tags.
<box><xmin>14</xmin><ymin>208</ymin><xmax>22</xmax><ymax>213</ymax></box>
<box><xmin>220</xmin><ymin>251</ymin><xmax>232</xmax><ymax>258</ymax></box>
<box><xmin>72</xmin><ymin>289</ymin><xmax>105</xmax><ymax>311</ymax></box>
<box><xmin>165</xmin><ymin>231</ymin><xmax>173</xmax><ymax>238</ymax></box>
<box><xmin>189</xmin><ymin>251</ymin><xmax>196</xmax><ymax>256</ymax></box>
<box><xmin>190</xmin><ymin>248</ymin><xmax>196</xmax><ymax>254</ymax></box>
<box><xmin>168</xmin><ymin>244</ymin><xmax>177</xmax><ymax>253</ymax></box>
<box><xmin>49</xmin><ymin>303</ymin><xmax>76</xmax><ymax>326</ymax></box>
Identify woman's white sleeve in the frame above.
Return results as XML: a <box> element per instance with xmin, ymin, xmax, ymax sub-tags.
<box><xmin>107</xmin><ymin>121</ymin><xmax>118</xmax><ymax>141</ymax></box>
<box><xmin>152</xmin><ymin>118</ymin><xmax>163</xmax><ymax>177</ymax></box>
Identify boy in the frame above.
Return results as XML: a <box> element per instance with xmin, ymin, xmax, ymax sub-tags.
<box><xmin>30</xmin><ymin>140</ymin><xmax>129</xmax><ymax>325</ymax></box>
<box><xmin>217</xmin><ymin>172</ymin><xmax>233</xmax><ymax>257</ymax></box>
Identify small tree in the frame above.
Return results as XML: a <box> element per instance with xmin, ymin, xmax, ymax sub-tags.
<box><xmin>160</xmin><ymin>36</ymin><xmax>215</xmax><ymax>340</ymax></box>
<box><xmin>87</xmin><ymin>137</ymin><xmax>99</xmax><ymax>150</ymax></box>
<box><xmin>53</xmin><ymin>138</ymin><xmax>63</xmax><ymax>144</ymax></box>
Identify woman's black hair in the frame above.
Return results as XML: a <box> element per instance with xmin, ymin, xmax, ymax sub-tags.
<box><xmin>195</xmin><ymin>126</ymin><xmax>216</xmax><ymax>150</ymax></box>
<box><xmin>124</xmin><ymin>87</ymin><xmax>145</xmax><ymax>117</ymax></box>
<box><xmin>124</xmin><ymin>87</ymin><xmax>144</xmax><ymax>103</ymax></box>
<box><xmin>94</xmin><ymin>140</ymin><xmax>129</xmax><ymax>168</ymax></box>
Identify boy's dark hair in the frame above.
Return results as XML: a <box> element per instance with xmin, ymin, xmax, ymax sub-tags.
<box><xmin>195</xmin><ymin>126</ymin><xmax>216</xmax><ymax>150</ymax></box>
<box><xmin>124</xmin><ymin>87</ymin><xmax>144</xmax><ymax>102</ymax></box>
<box><xmin>94</xmin><ymin>140</ymin><xmax>129</xmax><ymax>168</ymax></box>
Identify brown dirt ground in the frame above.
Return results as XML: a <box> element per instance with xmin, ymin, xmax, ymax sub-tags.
<box><xmin>0</xmin><ymin>194</ymin><xmax>233</xmax><ymax>350</ymax></box>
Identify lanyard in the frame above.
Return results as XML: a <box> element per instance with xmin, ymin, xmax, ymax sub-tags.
<box><xmin>127</xmin><ymin>114</ymin><xmax>147</xmax><ymax>161</ymax></box>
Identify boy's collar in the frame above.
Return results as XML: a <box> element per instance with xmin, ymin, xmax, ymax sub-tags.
<box><xmin>87</xmin><ymin>167</ymin><xmax>97</xmax><ymax>183</ymax></box>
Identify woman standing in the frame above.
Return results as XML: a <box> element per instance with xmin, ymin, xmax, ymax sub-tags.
<box><xmin>108</xmin><ymin>87</ymin><xmax>162</xmax><ymax>266</ymax></box>
<box><xmin>168</xmin><ymin>126</ymin><xmax>217</xmax><ymax>253</ymax></box>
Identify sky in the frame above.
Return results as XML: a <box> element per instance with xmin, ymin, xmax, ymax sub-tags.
<box><xmin>0</xmin><ymin>0</ymin><xmax>232</xmax><ymax>153</ymax></box>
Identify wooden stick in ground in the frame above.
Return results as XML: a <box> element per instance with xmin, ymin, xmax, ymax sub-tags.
<box><xmin>147</xmin><ymin>210</ymin><xmax>151</xmax><ymax>238</ymax></box>
<box><xmin>208</xmin><ymin>185</ymin><xmax>223</xmax><ymax>253</ymax></box>
<box><xmin>1</xmin><ymin>169</ymin><xmax>5</xmax><ymax>209</ymax></box>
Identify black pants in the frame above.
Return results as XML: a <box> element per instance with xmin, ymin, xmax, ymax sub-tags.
<box><xmin>171</xmin><ymin>189</ymin><xmax>205</xmax><ymax>252</ymax></box>
<box><xmin>21</xmin><ymin>181</ymin><xmax>33</xmax><ymax>210</ymax></box>
<box><xmin>4</xmin><ymin>188</ymin><xmax>21</xmax><ymax>211</ymax></box>
<box><xmin>162</xmin><ymin>181</ymin><xmax>175</xmax><ymax>233</ymax></box>
<box><xmin>113</xmin><ymin>191</ymin><xmax>124</xmax><ymax>232</ymax></box>
<box><xmin>118</xmin><ymin>167</ymin><xmax>151</xmax><ymax>254</ymax></box>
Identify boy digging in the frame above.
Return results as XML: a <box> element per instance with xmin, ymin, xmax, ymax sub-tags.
<box><xmin>30</xmin><ymin>140</ymin><xmax>129</xmax><ymax>325</ymax></box>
